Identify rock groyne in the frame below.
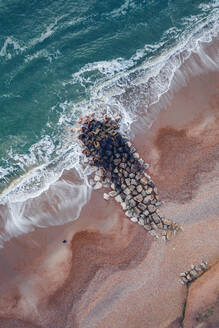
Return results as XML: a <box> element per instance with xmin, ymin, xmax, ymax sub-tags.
<box><xmin>77</xmin><ymin>115</ymin><xmax>183</xmax><ymax>240</ymax></box>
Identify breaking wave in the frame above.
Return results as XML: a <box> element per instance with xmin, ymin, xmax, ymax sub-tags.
<box><xmin>0</xmin><ymin>9</ymin><xmax>219</xmax><ymax>246</ymax></box>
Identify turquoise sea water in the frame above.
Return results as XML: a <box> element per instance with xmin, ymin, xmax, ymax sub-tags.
<box><xmin>0</xmin><ymin>0</ymin><xmax>218</xmax><ymax>203</ymax></box>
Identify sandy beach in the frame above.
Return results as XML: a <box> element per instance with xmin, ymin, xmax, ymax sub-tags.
<box><xmin>0</xmin><ymin>39</ymin><xmax>219</xmax><ymax>328</ymax></box>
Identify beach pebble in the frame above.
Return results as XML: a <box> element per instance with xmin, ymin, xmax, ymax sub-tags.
<box><xmin>130</xmin><ymin>217</ymin><xmax>138</xmax><ymax>222</ymax></box>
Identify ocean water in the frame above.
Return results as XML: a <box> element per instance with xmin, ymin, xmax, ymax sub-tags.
<box><xmin>0</xmin><ymin>0</ymin><xmax>218</xmax><ymax>244</ymax></box>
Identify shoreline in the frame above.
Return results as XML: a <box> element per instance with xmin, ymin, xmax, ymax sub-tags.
<box><xmin>0</xmin><ymin>42</ymin><xmax>219</xmax><ymax>327</ymax></box>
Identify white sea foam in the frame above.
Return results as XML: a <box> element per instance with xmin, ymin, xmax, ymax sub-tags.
<box><xmin>0</xmin><ymin>14</ymin><xmax>219</xmax><ymax>246</ymax></box>
<box><xmin>0</xmin><ymin>178</ymin><xmax>90</xmax><ymax>246</ymax></box>
<box><xmin>109</xmin><ymin>0</ymin><xmax>137</xmax><ymax>18</ymax></box>
<box><xmin>0</xmin><ymin>36</ymin><xmax>25</xmax><ymax>60</ymax></box>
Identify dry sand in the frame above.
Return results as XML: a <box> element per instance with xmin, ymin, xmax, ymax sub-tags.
<box><xmin>0</xmin><ymin>54</ymin><xmax>218</xmax><ymax>327</ymax></box>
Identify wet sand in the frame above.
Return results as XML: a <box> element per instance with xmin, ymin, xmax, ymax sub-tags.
<box><xmin>0</xmin><ymin>52</ymin><xmax>219</xmax><ymax>327</ymax></box>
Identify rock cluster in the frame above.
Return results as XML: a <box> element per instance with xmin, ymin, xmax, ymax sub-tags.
<box><xmin>77</xmin><ymin>114</ymin><xmax>183</xmax><ymax>240</ymax></box>
<box><xmin>179</xmin><ymin>261</ymin><xmax>208</xmax><ymax>285</ymax></box>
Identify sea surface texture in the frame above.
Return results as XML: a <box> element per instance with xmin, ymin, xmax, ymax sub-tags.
<box><xmin>0</xmin><ymin>0</ymin><xmax>218</xmax><ymax>244</ymax></box>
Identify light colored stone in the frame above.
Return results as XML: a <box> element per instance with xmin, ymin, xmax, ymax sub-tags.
<box><xmin>162</xmin><ymin>218</ymin><xmax>172</xmax><ymax>226</ymax></box>
<box><xmin>138</xmin><ymin>218</ymin><xmax>144</xmax><ymax>226</ymax></box>
<box><xmin>130</xmin><ymin>217</ymin><xmax>138</xmax><ymax>222</ymax></box>
<box><xmin>94</xmin><ymin>174</ymin><xmax>101</xmax><ymax>182</ymax></box>
<box><xmin>146</xmin><ymin>187</ymin><xmax>153</xmax><ymax>195</ymax></box>
<box><xmin>103</xmin><ymin>193</ymin><xmax>110</xmax><ymax>201</ymax></box>
<box><xmin>143</xmin><ymin>210</ymin><xmax>149</xmax><ymax>216</ymax></box>
<box><xmin>127</xmin><ymin>141</ymin><xmax>132</xmax><ymax>147</ymax></box>
<box><xmin>109</xmin><ymin>191</ymin><xmax>117</xmax><ymax>197</ymax></box>
<box><xmin>133</xmin><ymin>207</ymin><xmax>141</xmax><ymax>216</ymax></box>
<box><xmin>148</xmin><ymin>204</ymin><xmax>156</xmax><ymax>213</ymax></box>
<box><xmin>140</xmin><ymin>176</ymin><xmax>148</xmax><ymax>185</ymax></box>
<box><xmin>111</xmin><ymin>183</ymin><xmax>115</xmax><ymax>190</ymax></box>
<box><xmin>200</xmin><ymin>261</ymin><xmax>208</xmax><ymax>270</ymax></box>
<box><xmin>144</xmin><ymin>224</ymin><xmax>151</xmax><ymax>231</ymax></box>
<box><xmin>120</xmin><ymin>163</ymin><xmax>126</xmax><ymax>169</ymax></box>
<box><xmin>190</xmin><ymin>270</ymin><xmax>198</xmax><ymax>278</ymax></box>
<box><xmin>157</xmin><ymin>223</ymin><xmax>163</xmax><ymax>229</ymax></box>
<box><xmin>138</xmin><ymin>203</ymin><xmax>146</xmax><ymax>211</ymax></box>
<box><xmin>143</xmin><ymin>196</ymin><xmax>150</xmax><ymax>204</ymax></box>
<box><xmin>125</xmin><ymin>178</ymin><xmax>131</xmax><ymax>186</ymax></box>
<box><xmin>129</xmin><ymin>199</ymin><xmax>137</xmax><ymax>207</ymax></box>
<box><xmin>93</xmin><ymin>182</ymin><xmax>102</xmax><ymax>190</ymax></box>
<box><xmin>115</xmin><ymin>195</ymin><xmax>122</xmax><ymax>203</ymax></box>
<box><xmin>96</xmin><ymin>169</ymin><xmax>103</xmax><ymax>177</ymax></box>
<box><xmin>134</xmin><ymin>194</ymin><xmax>143</xmax><ymax>203</ymax></box>
<box><xmin>152</xmin><ymin>213</ymin><xmax>160</xmax><ymax>224</ymax></box>
<box><xmin>121</xmin><ymin>202</ymin><xmax>127</xmax><ymax>210</ymax></box>
<box><xmin>166</xmin><ymin>230</ymin><xmax>173</xmax><ymax>241</ymax></box>
<box><xmin>133</xmin><ymin>152</ymin><xmax>140</xmax><ymax>159</ymax></box>
<box><xmin>125</xmin><ymin>210</ymin><xmax>133</xmax><ymax>218</ymax></box>
<box><xmin>131</xmin><ymin>179</ymin><xmax>137</xmax><ymax>186</ymax></box>
<box><xmin>136</xmin><ymin>185</ymin><xmax>143</xmax><ymax>193</ymax></box>
<box><xmin>124</xmin><ymin>188</ymin><xmax>131</xmax><ymax>196</ymax></box>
